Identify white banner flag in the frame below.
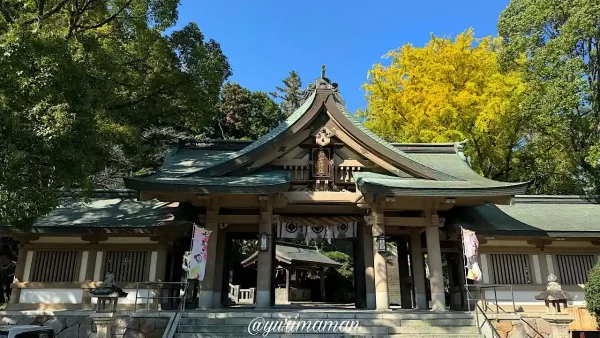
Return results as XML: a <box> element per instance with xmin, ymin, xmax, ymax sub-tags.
<box><xmin>461</xmin><ymin>227</ymin><xmax>482</xmax><ymax>281</ymax></box>
<box><xmin>189</xmin><ymin>226</ymin><xmax>211</xmax><ymax>281</ymax></box>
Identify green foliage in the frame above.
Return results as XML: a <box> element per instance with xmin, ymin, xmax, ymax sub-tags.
<box><xmin>498</xmin><ymin>0</ymin><xmax>600</xmax><ymax>194</ymax></box>
<box><xmin>585</xmin><ymin>262</ymin><xmax>600</xmax><ymax>322</ymax></box>
<box><xmin>0</xmin><ymin>0</ymin><xmax>231</xmax><ymax>227</ymax></box>
<box><xmin>270</xmin><ymin>70</ymin><xmax>305</xmax><ymax>116</ymax></box>
<box><xmin>212</xmin><ymin>82</ymin><xmax>284</xmax><ymax>140</ymax></box>
<box><xmin>323</xmin><ymin>251</ymin><xmax>353</xmax><ymax>279</ymax></box>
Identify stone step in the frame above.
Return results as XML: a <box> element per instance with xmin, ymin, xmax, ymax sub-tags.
<box><xmin>175</xmin><ymin>334</ymin><xmax>484</xmax><ymax>338</ymax></box>
<box><xmin>179</xmin><ymin>318</ymin><xmax>476</xmax><ymax>326</ymax></box>
<box><xmin>177</xmin><ymin>325</ymin><xmax>479</xmax><ymax>335</ymax></box>
<box><xmin>181</xmin><ymin>311</ymin><xmax>475</xmax><ymax>320</ymax></box>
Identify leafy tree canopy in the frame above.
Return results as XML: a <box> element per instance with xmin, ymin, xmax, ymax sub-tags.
<box><xmin>361</xmin><ymin>29</ymin><xmax>528</xmax><ymax>182</ymax></box>
<box><xmin>211</xmin><ymin>82</ymin><xmax>284</xmax><ymax>140</ymax></box>
<box><xmin>498</xmin><ymin>0</ymin><xmax>600</xmax><ymax>194</ymax></box>
<box><xmin>585</xmin><ymin>262</ymin><xmax>600</xmax><ymax>322</ymax></box>
<box><xmin>0</xmin><ymin>0</ymin><xmax>231</xmax><ymax>227</ymax></box>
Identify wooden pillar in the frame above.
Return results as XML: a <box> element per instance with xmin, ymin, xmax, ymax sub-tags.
<box><xmin>285</xmin><ymin>268</ymin><xmax>290</xmax><ymax>304</ymax></box>
<box><xmin>371</xmin><ymin>207</ymin><xmax>389</xmax><ymax>310</ymax></box>
<box><xmin>212</xmin><ymin>228</ymin><xmax>226</xmax><ymax>308</ymax></box>
<box><xmin>410</xmin><ymin>232</ymin><xmax>428</xmax><ymax>309</ymax></box>
<box><xmin>155</xmin><ymin>246</ymin><xmax>168</xmax><ymax>282</ymax></box>
<box><xmin>426</xmin><ymin>207</ymin><xmax>446</xmax><ymax>311</ymax></box>
<box><xmin>198</xmin><ymin>199</ymin><xmax>220</xmax><ymax>309</ymax></box>
<box><xmin>362</xmin><ymin>218</ymin><xmax>376</xmax><ymax>309</ymax></box>
<box><xmin>256</xmin><ymin>195</ymin><xmax>273</xmax><ymax>308</ymax></box>
<box><xmin>397</xmin><ymin>237</ymin><xmax>412</xmax><ymax>309</ymax></box>
<box><xmin>10</xmin><ymin>246</ymin><xmax>27</xmax><ymax>304</ymax></box>
<box><xmin>353</xmin><ymin>229</ymin><xmax>367</xmax><ymax>309</ymax></box>
<box><xmin>319</xmin><ymin>270</ymin><xmax>326</xmax><ymax>302</ymax></box>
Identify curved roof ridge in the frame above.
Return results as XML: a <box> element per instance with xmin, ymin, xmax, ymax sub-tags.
<box><xmin>182</xmin><ymin>91</ymin><xmax>318</xmax><ymax>177</ymax></box>
<box><xmin>333</xmin><ymin>101</ymin><xmax>462</xmax><ymax>181</ymax></box>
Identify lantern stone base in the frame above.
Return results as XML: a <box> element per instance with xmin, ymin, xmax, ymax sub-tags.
<box><xmin>91</xmin><ymin>313</ymin><xmax>114</xmax><ymax>338</ymax></box>
<box><xmin>542</xmin><ymin>314</ymin><xmax>573</xmax><ymax>338</ymax></box>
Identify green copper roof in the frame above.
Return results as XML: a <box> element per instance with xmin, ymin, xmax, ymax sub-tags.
<box><xmin>184</xmin><ymin>91</ymin><xmax>318</xmax><ymax>177</ymax></box>
<box><xmin>406</xmin><ymin>152</ymin><xmax>507</xmax><ymax>184</ymax></box>
<box><xmin>334</xmin><ymin>101</ymin><xmax>459</xmax><ymax>181</ymax></box>
<box><xmin>154</xmin><ymin>148</ymin><xmax>238</xmax><ymax>178</ymax></box>
<box><xmin>125</xmin><ymin>170</ymin><xmax>291</xmax><ymax>194</ymax></box>
<box><xmin>123</xmin><ymin>77</ymin><xmax>526</xmax><ymax>195</ymax></box>
<box><xmin>353</xmin><ymin>172</ymin><xmax>528</xmax><ymax>196</ymax></box>
<box><xmin>242</xmin><ymin>242</ymin><xmax>342</xmax><ymax>268</ymax></box>
<box><xmin>11</xmin><ymin>196</ymin><xmax>183</xmax><ymax>232</ymax></box>
<box><xmin>448</xmin><ymin>196</ymin><xmax>600</xmax><ymax>237</ymax></box>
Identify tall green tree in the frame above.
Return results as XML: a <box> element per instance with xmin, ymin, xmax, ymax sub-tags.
<box><xmin>499</xmin><ymin>0</ymin><xmax>600</xmax><ymax>194</ymax></box>
<box><xmin>270</xmin><ymin>70</ymin><xmax>305</xmax><ymax>116</ymax></box>
<box><xmin>0</xmin><ymin>0</ymin><xmax>231</xmax><ymax>227</ymax></box>
<box><xmin>213</xmin><ymin>82</ymin><xmax>284</xmax><ymax>140</ymax></box>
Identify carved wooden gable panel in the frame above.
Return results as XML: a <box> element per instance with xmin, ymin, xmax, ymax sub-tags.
<box><xmin>264</xmin><ymin>114</ymin><xmax>413</xmax><ymax>191</ymax></box>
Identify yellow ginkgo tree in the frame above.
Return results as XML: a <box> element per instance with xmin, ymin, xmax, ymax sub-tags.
<box><xmin>361</xmin><ymin>29</ymin><xmax>528</xmax><ymax>180</ymax></box>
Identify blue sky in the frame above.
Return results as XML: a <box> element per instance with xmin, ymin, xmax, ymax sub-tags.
<box><xmin>173</xmin><ymin>0</ymin><xmax>510</xmax><ymax>112</ymax></box>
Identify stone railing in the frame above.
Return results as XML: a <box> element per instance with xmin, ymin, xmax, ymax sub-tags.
<box><xmin>228</xmin><ymin>284</ymin><xmax>255</xmax><ymax>305</ymax></box>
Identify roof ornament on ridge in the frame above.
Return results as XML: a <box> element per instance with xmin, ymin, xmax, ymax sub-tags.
<box><xmin>300</xmin><ymin>64</ymin><xmax>344</xmax><ymax>106</ymax></box>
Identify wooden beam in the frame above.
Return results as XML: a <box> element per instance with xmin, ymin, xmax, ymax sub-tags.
<box><xmin>327</xmin><ymin>123</ymin><xmax>410</xmax><ymax>178</ymax></box>
<box><xmin>270</xmin><ymin>159</ymin><xmax>309</xmax><ymax>167</ymax></box>
<box><xmin>275</xmin><ymin>204</ymin><xmax>365</xmax><ymax>215</ymax></box>
<box><xmin>527</xmin><ymin>239</ymin><xmax>553</xmax><ymax>250</ymax></box>
<box><xmin>384</xmin><ymin>217</ymin><xmax>446</xmax><ymax>227</ymax></box>
<box><xmin>248</xmin><ymin>129</ymin><xmax>312</xmax><ymax>170</ymax></box>
<box><xmin>217</xmin><ymin>215</ymin><xmax>261</xmax><ymax>224</ymax></box>
<box><xmin>338</xmin><ymin>159</ymin><xmax>365</xmax><ymax>168</ymax></box>
<box><xmin>281</xmin><ymin>191</ymin><xmax>363</xmax><ymax>204</ymax></box>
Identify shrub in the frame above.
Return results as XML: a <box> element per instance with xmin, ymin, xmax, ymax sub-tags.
<box><xmin>585</xmin><ymin>262</ymin><xmax>600</xmax><ymax>321</ymax></box>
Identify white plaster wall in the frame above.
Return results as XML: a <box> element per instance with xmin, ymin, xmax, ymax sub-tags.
<box><xmin>19</xmin><ymin>289</ymin><xmax>83</xmax><ymax>304</ymax></box>
<box><xmin>484</xmin><ymin>290</ymin><xmax>585</xmax><ymax>307</ymax></box>
<box><xmin>90</xmin><ymin>289</ymin><xmax>153</xmax><ymax>305</ymax></box>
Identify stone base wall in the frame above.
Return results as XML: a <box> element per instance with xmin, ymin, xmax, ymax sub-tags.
<box><xmin>0</xmin><ymin>311</ymin><xmax>170</xmax><ymax>338</ymax></box>
<box><xmin>491</xmin><ymin>314</ymin><xmax>553</xmax><ymax>338</ymax></box>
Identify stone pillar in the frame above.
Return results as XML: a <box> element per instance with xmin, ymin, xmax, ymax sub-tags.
<box><xmin>410</xmin><ymin>232</ymin><xmax>428</xmax><ymax>309</ymax></box>
<box><xmin>256</xmin><ymin>196</ymin><xmax>273</xmax><ymax>308</ymax></box>
<box><xmin>371</xmin><ymin>208</ymin><xmax>389</xmax><ymax>310</ymax></box>
<box><xmin>198</xmin><ymin>201</ymin><xmax>220</xmax><ymax>309</ymax></box>
<box><xmin>542</xmin><ymin>315</ymin><xmax>573</xmax><ymax>338</ymax></box>
<box><xmin>362</xmin><ymin>219</ymin><xmax>376</xmax><ymax>309</ymax></box>
<box><xmin>426</xmin><ymin>223</ymin><xmax>446</xmax><ymax>311</ymax></box>
<box><xmin>91</xmin><ymin>313</ymin><xmax>114</xmax><ymax>338</ymax></box>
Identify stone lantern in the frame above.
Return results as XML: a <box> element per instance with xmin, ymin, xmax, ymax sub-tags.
<box><xmin>535</xmin><ymin>274</ymin><xmax>574</xmax><ymax>338</ymax></box>
<box><xmin>534</xmin><ymin>273</ymin><xmax>574</xmax><ymax>314</ymax></box>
